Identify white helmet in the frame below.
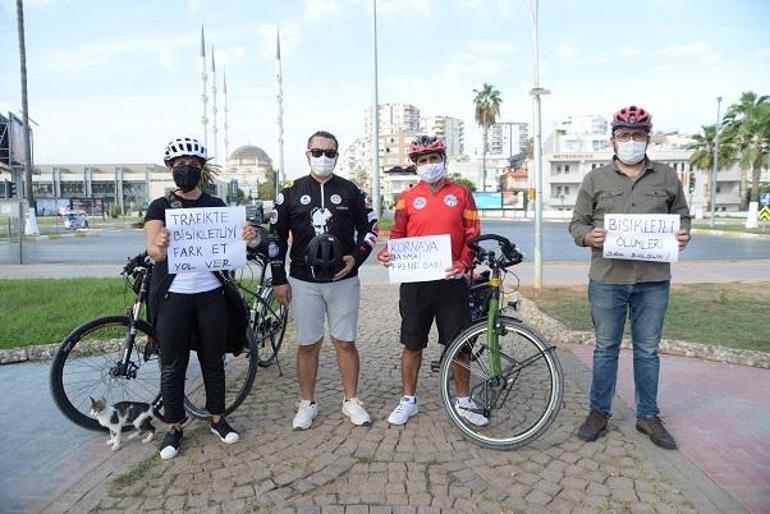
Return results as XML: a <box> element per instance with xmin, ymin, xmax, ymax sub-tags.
<box><xmin>163</xmin><ymin>137</ymin><xmax>208</xmax><ymax>163</ymax></box>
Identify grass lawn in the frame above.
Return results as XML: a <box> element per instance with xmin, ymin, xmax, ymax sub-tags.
<box><xmin>521</xmin><ymin>282</ymin><xmax>770</xmax><ymax>353</ymax></box>
<box><xmin>0</xmin><ymin>278</ymin><xmax>131</xmax><ymax>349</ymax></box>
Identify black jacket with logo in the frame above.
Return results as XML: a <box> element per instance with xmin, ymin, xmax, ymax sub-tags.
<box><xmin>268</xmin><ymin>174</ymin><xmax>378</xmax><ymax>284</ymax></box>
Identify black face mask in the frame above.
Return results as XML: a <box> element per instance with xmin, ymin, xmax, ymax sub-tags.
<box><xmin>172</xmin><ymin>165</ymin><xmax>202</xmax><ymax>192</ymax></box>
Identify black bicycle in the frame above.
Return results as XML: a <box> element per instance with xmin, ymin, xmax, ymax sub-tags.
<box><xmin>50</xmin><ymin>252</ymin><xmax>269</xmax><ymax>430</ymax></box>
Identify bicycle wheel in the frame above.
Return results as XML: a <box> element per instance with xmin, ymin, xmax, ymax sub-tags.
<box><xmin>439</xmin><ymin>316</ymin><xmax>563</xmax><ymax>450</ymax></box>
<box><xmin>50</xmin><ymin>316</ymin><xmax>163</xmax><ymax>432</ymax></box>
<box><xmin>254</xmin><ymin>284</ymin><xmax>288</xmax><ymax>368</ymax></box>
<box><xmin>183</xmin><ymin>335</ymin><xmax>258</xmax><ymax>420</ymax></box>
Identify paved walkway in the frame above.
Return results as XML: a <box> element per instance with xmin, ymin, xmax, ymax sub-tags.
<box><xmin>34</xmin><ymin>286</ymin><xmax>746</xmax><ymax>514</ymax></box>
<box><xmin>572</xmin><ymin>346</ymin><xmax>770</xmax><ymax>514</ymax></box>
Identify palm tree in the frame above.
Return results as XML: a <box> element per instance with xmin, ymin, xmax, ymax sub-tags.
<box><xmin>473</xmin><ymin>84</ymin><xmax>502</xmax><ymax>191</ymax></box>
<box><xmin>723</xmin><ymin>91</ymin><xmax>770</xmax><ymax>209</ymax></box>
<box><xmin>687</xmin><ymin>124</ymin><xmax>736</xmax><ymax>210</ymax></box>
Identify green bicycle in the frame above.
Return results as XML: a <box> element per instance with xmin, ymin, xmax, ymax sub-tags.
<box><xmin>439</xmin><ymin>234</ymin><xmax>564</xmax><ymax>449</ymax></box>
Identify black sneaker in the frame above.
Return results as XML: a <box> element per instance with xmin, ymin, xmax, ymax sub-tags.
<box><xmin>210</xmin><ymin>417</ymin><xmax>240</xmax><ymax>444</ymax></box>
<box><xmin>159</xmin><ymin>429</ymin><xmax>183</xmax><ymax>460</ymax></box>
<box><xmin>577</xmin><ymin>410</ymin><xmax>609</xmax><ymax>442</ymax></box>
<box><xmin>636</xmin><ymin>416</ymin><xmax>678</xmax><ymax>450</ymax></box>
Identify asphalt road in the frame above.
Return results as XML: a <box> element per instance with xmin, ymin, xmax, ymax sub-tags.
<box><xmin>2</xmin><ymin>220</ymin><xmax>769</xmax><ymax>265</ymax></box>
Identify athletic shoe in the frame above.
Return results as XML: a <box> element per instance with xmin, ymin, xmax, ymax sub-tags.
<box><xmin>159</xmin><ymin>429</ymin><xmax>183</xmax><ymax>460</ymax></box>
<box><xmin>387</xmin><ymin>396</ymin><xmax>418</xmax><ymax>425</ymax></box>
<box><xmin>293</xmin><ymin>400</ymin><xmax>318</xmax><ymax>430</ymax></box>
<box><xmin>455</xmin><ymin>397</ymin><xmax>489</xmax><ymax>426</ymax></box>
<box><xmin>342</xmin><ymin>397</ymin><xmax>371</xmax><ymax>426</ymax></box>
<box><xmin>210</xmin><ymin>417</ymin><xmax>240</xmax><ymax>444</ymax></box>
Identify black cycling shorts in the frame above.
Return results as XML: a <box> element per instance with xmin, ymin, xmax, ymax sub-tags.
<box><xmin>399</xmin><ymin>279</ymin><xmax>469</xmax><ymax>351</ymax></box>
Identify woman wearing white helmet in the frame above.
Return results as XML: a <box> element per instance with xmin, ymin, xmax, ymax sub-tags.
<box><xmin>144</xmin><ymin>137</ymin><xmax>257</xmax><ymax>460</ymax></box>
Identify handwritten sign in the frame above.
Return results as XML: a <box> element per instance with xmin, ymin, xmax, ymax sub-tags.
<box><xmin>603</xmin><ymin>213</ymin><xmax>680</xmax><ymax>263</ymax></box>
<box><xmin>166</xmin><ymin>206</ymin><xmax>247</xmax><ymax>273</ymax></box>
<box><xmin>388</xmin><ymin>234</ymin><xmax>453</xmax><ymax>284</ymax></box>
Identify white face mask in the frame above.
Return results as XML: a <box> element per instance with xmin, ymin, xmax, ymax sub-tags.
<box><xmin>615</xmin><ymin>140</ymin><xmax>647</xmax><ymax>165</ymax></box>
<box><xmin>310</xmin><ymin>155</ymin><xmax>336</xmax><ymax>177</ymax></box>
<box><xmin>416</xmin><ymin>162</ymin><xmax>446</xmax><ymax>184</ymax></box>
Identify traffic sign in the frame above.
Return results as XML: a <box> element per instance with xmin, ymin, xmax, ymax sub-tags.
<box><xmin>758</xmin><ymin>206</ymin><xmax>770</xmax><ymax>222</ymax></box>
<box><xmin>760</xmin><ymin>192</ymin><xmax>770</xmax><ymax>206</ymax></box>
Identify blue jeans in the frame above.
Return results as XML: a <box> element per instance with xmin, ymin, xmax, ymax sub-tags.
<box><xmin>588</xmin><ymin>280</ymin><xmax>670</xmax><ymax>418</ymax></box>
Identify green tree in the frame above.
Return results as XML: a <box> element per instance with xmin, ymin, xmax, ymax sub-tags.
<box><xmin>258</xmin><ymin>167</ymin><xmax>277</xmax><ymax>200</ymax></box>
<box><xmin>450</xmin><ymin>173</ymin><xmax>476</xmax><ymax>192</ymax></box>
<box><xmin>350</xmin><ymin>168</ymin><xmax>369</xmax><ymax>189</ymax></box>
<box><xmin>201</xmin><ymin>162</ymin><xmax>222</xmax><ymax>189</ymax></box>
<box><xmin>723</xmin><ymin>91</ymin><xmax>770</xmax><ymax>208</ymax></box>
<box><xmin>473</xmin><ymin>83</ymin><xmax>502</xmax><ymax>191</ymax></box>
<box><xmin>687</xmin><ymin>124</ymin><xmax>737</xmax><ymax>210</ymax></box>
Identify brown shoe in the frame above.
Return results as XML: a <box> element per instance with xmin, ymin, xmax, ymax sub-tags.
<box><xmin>636</xmin><ymin>416</ymin><xmax>677</xmax><ymax>450</ymax></box>
<box><xmin>577</xmin><ymin>410</ymin><xmax>608</xmax><ymax>442</ymax></box>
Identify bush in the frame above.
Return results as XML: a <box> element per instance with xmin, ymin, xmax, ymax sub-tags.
<box><xmin>109</xmin><ymin>205</ymin><xmax>122</xmax><ymax>219</ymax></box>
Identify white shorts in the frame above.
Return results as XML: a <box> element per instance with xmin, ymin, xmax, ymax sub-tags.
<box><xmin>288</xmin><ymin>276</ymin><xmax>361</xmax><ymax>345</ymax></box>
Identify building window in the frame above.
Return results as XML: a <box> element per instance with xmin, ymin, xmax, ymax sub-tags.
<box><xmin>564</xmin><ymin>186</ymin><xmax>570</xmax><ymax>195</ymax></box>
<box><xmin>564</xmin><ymin>164</ymin><xmax>570</xmax><ymax>173</ymax></box>
<box><xmin>556</xmin><ymin>165</ymin><xmax>562</xmax><ymax>173</ymax></box>
<box><xmin>61</xmin><ymin>182</ymin><xmax>84</xmax><ymax>194</ymax></box>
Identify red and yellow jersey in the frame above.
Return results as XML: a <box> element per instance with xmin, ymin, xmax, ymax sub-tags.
<box><xmin>388</xmin><ymin>180</ymin><xmax>480</xmax><ymax>272</ymax></box>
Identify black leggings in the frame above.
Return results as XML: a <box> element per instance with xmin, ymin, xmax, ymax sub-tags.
<box><xmin>156</xmin><ymin>287</ymin><xmax>228</xmax><ymax>424</ymax></box>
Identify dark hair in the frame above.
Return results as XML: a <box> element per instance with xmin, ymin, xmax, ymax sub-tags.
<box><xmin>307</xmin><ymin>130</ymin><xmax>339</xmax><ymax>151</ymax></box>
<box><xmin>166</xmin><ymin>156</ymin><xmax>206</xmax><ymax>168</ymax></box>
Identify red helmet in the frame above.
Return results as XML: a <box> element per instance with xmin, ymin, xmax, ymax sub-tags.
<box><xmin>408</xmin><ymin>135</ymin><xmax>446</xmax><ymax>161</ymax></box>
<box><xmin>611</xmin><ymin>105</ymin><xmax>652</xmax><ymax>132</ymax></box>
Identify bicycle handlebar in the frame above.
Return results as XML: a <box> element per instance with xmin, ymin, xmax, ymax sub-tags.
<box><xmin>467</xmin><ymin>234</ymin><xmax>523</xmax><ymax>269</ymax></box>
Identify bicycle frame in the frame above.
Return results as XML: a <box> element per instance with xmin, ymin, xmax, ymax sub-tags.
<box><xmin>114</xmin><ymin>261</ymin><xmax>153</xmax><ymax>378</ymax></box>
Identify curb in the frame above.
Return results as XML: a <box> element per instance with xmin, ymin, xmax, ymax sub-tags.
<box><xmin>518</xmin><ymin>296</ymin><xmax>770</xmax><ymax>370</ymax></box>
<box><xmin>691</xmin><ymin>227</ymin><xmax>769</xmax><ymax>239</ymax></box>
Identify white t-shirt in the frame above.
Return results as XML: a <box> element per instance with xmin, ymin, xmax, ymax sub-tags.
<box><xmin>168</xmin><ymin>271</ymin><xmax>221</xmax><ymax>294</ymax></box>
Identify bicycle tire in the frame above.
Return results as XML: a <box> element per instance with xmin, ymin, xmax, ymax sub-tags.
<box><xmin>182</xmin><ymin>333</ymin><xmax>259</xmax><ymax>420</ymax></box>
<box><xmin>50</xmin><ymin>316</ymin><xmax>163</xmax><ymax>432</ymax></box>
<box><xmin>254</xmin><ymin>285</ymin><xmax>288</xmax><ymax>368</ymax></box>
<box><xmin>439</xmin><ymin>316</ymin><xmax>563</xmax><ymax>450</ymax></box>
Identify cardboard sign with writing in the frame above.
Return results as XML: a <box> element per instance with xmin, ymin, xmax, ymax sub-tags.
<box><xmin>388</xmin><ymin>234</ymin><xmax>453</xmax><ymax>284</ymax></box>
<box><xmin>166</xmin><ymin>206</ymin><xmax>247</xmax><ymax>273</ymax></box>
<box><xmin>603</xmin><ymin>213</ymin><xmax>680</xmax><ymax>263</ymax></box>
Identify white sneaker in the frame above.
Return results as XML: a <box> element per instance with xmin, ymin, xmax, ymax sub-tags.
<box><xmin>455</xmin><ymin>397</ymin><xmax>489</xmax><ymax>426</ymax></box>
<box><xmin>387</xmin><ymin>396</ymin><xmax>418</xmax><ymax>425</ymax></box>
<box><xmin>342</xmin><ymin>397</ymin><xmax>371</xmax><ymax>426</ymax></box>
<box><xmin>293</xmin><ymin>400</ymin><xmax>318</xmax><ymax>430</ymax></box>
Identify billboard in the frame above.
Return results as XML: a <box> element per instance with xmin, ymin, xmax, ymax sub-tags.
<box><xmin>72</xmin><ymin>197</ymin><xmax>105</xmax><ymax>216</ymax></box>
<box><xmin>8</xmin><ymin>113</ymin><xmax>33</xmax><ymax>166</ymax></box>
<box><xmin>36</xmin><ymin>197</ymin><xmax>72</xmax><ymax>216</ymax></box>
<box><xmin>473</xmin><ymin>192</ymin><xmax>503</xmax><ymax>210</ymax></box>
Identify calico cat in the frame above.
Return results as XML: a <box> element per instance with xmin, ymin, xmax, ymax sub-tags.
<box><xmin>89</xmin><ymin>397</ymin><xmax>157</xmax><ymax>451</ymax></box>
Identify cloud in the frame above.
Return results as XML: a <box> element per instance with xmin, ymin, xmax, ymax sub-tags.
<box><xmin>36</xmin><ymin>33</ymin><xmax>198</xmax><ymax>74</ymax></box>
<box><xmin>660</xmin><ymin>40</ymin><xmax>713</xmax><ymax>57</ymax></box>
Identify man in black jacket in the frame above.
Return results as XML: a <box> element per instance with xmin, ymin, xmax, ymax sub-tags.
<box><xmin>269</xmin><ymin>130</ymin><xmax>378</xmax><ymax>430</ymax></box>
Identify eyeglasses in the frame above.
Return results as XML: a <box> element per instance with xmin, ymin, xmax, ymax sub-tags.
<box><xmin>309</xmin><ymin>148</ymin><xmax>338</xmax><ymax>158</ymax></box>
<box><xmin>614</xmin><ymin>133</ymin><xmax>648</xmax><ymax>142</ymax></box>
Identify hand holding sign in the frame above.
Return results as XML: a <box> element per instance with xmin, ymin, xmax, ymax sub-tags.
<box><xmin>387</xmin><ymin>234</ymin><xmax>453</xmax><ymax>284</ymax></box>
<box><xmin>603</xmin><ymin>213</ymin><xmax>680</xmax><ymax>263</ymax></box>
<box><xmin>166</xmin><ymin>206</ymin><xmax>247</xmax><ymax>273</ymax></box>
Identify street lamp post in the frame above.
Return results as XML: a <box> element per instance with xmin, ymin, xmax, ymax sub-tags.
<box><xmin>371</xmin><ymin>0</ymin><xmax>381</xmax><ymax>217</ymax></box>
<box><xmin>528</xmin><ymin>0</ymin><xmax>548</xmax><ymax>289</ymax></box>
<box><xmin>710</xmin><ymin>96</ymin><xmax>722</xmax><ymax>227</ymax></box>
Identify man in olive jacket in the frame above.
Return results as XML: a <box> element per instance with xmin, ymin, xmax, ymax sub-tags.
<box><xmin>569</xmin><ymin>105</ymin><xmax>691</xmax><ymax>450</ymax></box>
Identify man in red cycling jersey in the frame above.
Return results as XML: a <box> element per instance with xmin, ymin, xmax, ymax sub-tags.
<box><xmin>378</xmin><ymin>135</ymin><xmax>486</xmax><ymax>426</ymax></box>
